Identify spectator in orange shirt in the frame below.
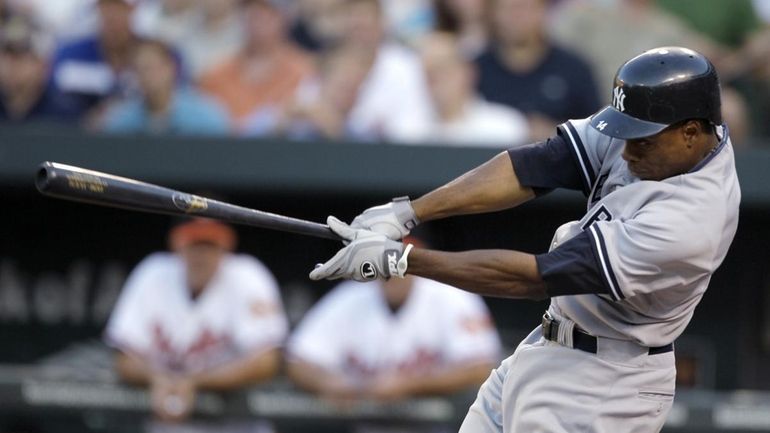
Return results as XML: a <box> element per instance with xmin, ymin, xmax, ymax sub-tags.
<box><xmin>198</xmin><ymin>0</ymin><xmax>315</xmax><ymax>133</ymax></box>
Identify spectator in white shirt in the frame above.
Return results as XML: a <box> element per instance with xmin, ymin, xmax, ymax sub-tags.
<box><xmin>338</xmin><ymin>0</ymin><xmax>435</xmax><ymax>143</ymax></box>
<box><xmin>417</xmin><ymin>32</ymin><xmax>529</xmax><ymax>147</ymax></box>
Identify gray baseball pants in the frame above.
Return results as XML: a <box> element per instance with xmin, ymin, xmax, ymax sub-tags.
<box><xmin>459</xmin><ymin>326</ymin><xmax>675</xmax><ymax>433</ymax></box>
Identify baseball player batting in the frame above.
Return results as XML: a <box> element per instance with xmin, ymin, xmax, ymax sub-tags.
<box><xmin>309</xmin><ymin>46</ymin><xmax>740</xmax><ymax>433</ymax></box>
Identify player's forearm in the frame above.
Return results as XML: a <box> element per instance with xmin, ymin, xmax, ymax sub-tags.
<box><xmin>411</xmin><ymin>152</ymin><xmax>535</xmax><ymax>222</ymax></box>
<box><xmin>403</xmin><ymin>362</ymin><xmax>494</xmax><ymax>396</ymax></box>
<box><xmin>407</xmin><ymin>248</ymin><xmax>547</xmax><ymax>300</ymax></box>
<box><xmin>287</xmin><ymin>360</ymin><xmax>359</xmax><ymax>397</ymax></box>
<box><xmin>192</xmin><ymin>348</ymin><xmax>281</xmax><ymax>391</ymax></box>
<box><xmin>114</xmin><ymin>351</ymin><xmax>155</xmax><ymax>385</ymax></box>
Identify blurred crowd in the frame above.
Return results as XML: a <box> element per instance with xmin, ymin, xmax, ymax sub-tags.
<box><xmin>1</xmin><ymin>0</ymin><xmax>769</xmax><ymax>147</ymax></box>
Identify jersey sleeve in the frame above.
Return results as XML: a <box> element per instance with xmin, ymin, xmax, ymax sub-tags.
<box><xmin>286</xmin><ymin>284</ymin><xmax>353</xmax><ymax>371</ymax></box>
<box><xmin>555</xmin><ymin>117</ymin><xmax>614</xmax><ymax>195</ymax></box>
<box><xmin>441</xmin><ymin>290</ymin><xmax>502</xmax><ymax>364</ymax></box>
<box><xmin>103</xmin><ymin>254</ymin><xmax>163</xmax><ymax>355</ymax></box>
<box><xmin>536</xmin><ymin>230</ymin><xmax>610</xmax><ymax>297</ymax></box>
<box><xmin>230</xmin><ymin>257</ymin><xmax>289</xmax><ymax>354</ymax></box>
<box><xmin>508</xmin><ymin>135</ymin><xmax>584</xmax><ymax>195</ymax></box>
<box><xmin>508</xmin><ymin>117</ymin><xmax>613</xmax><ymax>196</ymax></box>
<box><xmin>586</xmin><ymin>201</ymin><xmax>713</xmax><ymax>301</ymax></box>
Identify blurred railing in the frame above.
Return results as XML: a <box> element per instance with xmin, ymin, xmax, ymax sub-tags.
<box><xmin>1</xmin><ymin>361</ymin><xmax>770</xmax><ymax>433</ymax></box>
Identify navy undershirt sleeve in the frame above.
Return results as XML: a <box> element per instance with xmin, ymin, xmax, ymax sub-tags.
<box><xmin>507</xmin><ymin>134</ymin><xmax>586</xmax><ymax>196</ymax></box>
<box><xmin>535</xmin><ymin>231</ymin><xmax>611</xmax><ymax>297</ymax></box>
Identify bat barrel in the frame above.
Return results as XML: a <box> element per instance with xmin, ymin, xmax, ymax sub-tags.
<box><xmin>35</xmin><ymin>161</ymin><xmax>341</xmax><ymax>241</ymax></box>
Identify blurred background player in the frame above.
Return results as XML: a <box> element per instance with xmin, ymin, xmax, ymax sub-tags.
<box><xmin>99</xmin><ymin>38</ymin><xmax>229</xmax><ymax>135</ymax></box>
<box><xmin>104</xmin><ymin>217</ymin><xmax>288</xmax><ymax>426</ymax></box>
<box><xmin>287</xmin><ymin>232</ymin><xmax>501</xmax><ymax>431</ymax></box>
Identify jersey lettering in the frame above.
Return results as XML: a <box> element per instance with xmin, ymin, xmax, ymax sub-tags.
<box><xmin>581</xmin><ymin>205</ymin><xmax>612</xmax><ymax>231</ymax></box>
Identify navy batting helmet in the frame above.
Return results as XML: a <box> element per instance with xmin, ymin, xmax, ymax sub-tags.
<box><xmin>590</xmin><ymin>47</ymin><xmax>722</xmax><ymax>139</ymax></box>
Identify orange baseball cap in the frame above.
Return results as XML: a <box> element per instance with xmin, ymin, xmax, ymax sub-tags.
<box><xmin>168</xmin><ymin>218</ymin><xmax>237</xmax><ymax>251</ymax></box>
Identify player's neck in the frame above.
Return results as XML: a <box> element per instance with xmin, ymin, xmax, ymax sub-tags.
<box><xmin>189</xmin><ymin>286</ymin><xmax>204</xmax><ymax>300</ymax></box>
<box><xmin>188</xmin><ymin>281</ymin><xmax>210</xmax><ymax>300</ymax></box>
<box><xmin>386</xmin><ymin>301</ymin><xmax>403</xmax><ymax>315</ymax></box>
<box><xmin>699</xmin><ymin>133</ymin><xmax>720</xmax><ymax>160</ymax></box>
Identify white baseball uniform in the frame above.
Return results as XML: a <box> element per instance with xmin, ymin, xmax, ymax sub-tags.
<box><xmin>460</xmin><ymin>117</ymin><xmax>740</xmax><ymax>432</ymax></box>
<box><xmin>105</xmin><ymin>252</ymin><xmax>288</xmax><ymax>373</ymax></box>
<box><xmin>288</xmin><ymin>277</ymin><xmax>501</xmax><ymax>381</ymax></box>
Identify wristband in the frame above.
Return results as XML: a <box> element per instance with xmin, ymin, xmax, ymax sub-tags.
<box><xmin>396</xmin><ymin>243</ymin><xmax>414</xmax><ymax>278</ymax></box>
<box><xmin>392</xmin><ymin>196</ymin><xmax>420</xmax><ymax>230</ymax></box>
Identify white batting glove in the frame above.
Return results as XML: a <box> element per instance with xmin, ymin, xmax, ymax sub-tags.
<box><xmin>310</xmin><ymin>216</ymin><xmax>413</xmax><ymax>282</ymax></box>
<box><xmin>350</xmin><ymin>196</ymin><xmax>419</xmax><ymax>240</ymax></box>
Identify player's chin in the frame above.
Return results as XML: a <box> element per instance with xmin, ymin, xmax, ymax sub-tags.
<box><xmin>628</xmin><ymin>163</ymin><xmax>654</xmax><ymax>180</ymax></box>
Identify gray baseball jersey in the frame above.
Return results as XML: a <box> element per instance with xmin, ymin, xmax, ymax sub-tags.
<box><xmin>509</xmin><ymin>117</ymin><xmax>740</xmax><ymax>347</ymax></box>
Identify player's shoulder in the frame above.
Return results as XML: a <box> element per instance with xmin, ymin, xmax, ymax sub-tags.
<box><xmin>560</xmin><ymin>117</ymin><xmax>617</xmax><ymax>148</ymax></box>
<box><xmin>121</xmin><ymin>252</ymin><xmax>182</xmax><ymax>296</ymax></box>
<box><xmin>325</xmin><ymin>281</ymin><xmax>379</xmax><ymax>305</ymax></box>
<box><xmin>309</xmin><ymin>281</ymin><xmax>379</xmax><ymax>317</ymax></box>
<box><xmin>131</xmin><ymin>252</ymin><xmax>181</xmax><ymax>275</ymax></box>
<box><xmin>221</xmin><ymin>253</ymin><xmax>279</xmax><ymax>289</ymax></box>
<box><xmin>290</xmin><ymin>283</ymin><xmax>378</xmax><ymax>345</ymax></box>
<box><xmin>223</xmin><ymin>253</ymin><xmax>274</xmax><ymax>276</ymax></box>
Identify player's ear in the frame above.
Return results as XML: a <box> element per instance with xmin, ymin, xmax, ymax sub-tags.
<box><xmin>681</xmin><ymin>120</ymin><xmax>701</xmax><ymax>146</ymax></box>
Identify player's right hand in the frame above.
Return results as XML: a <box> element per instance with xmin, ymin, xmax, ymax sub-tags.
<box><xmin>150</xmin><ymin>375</ymin><xmax>196</xmax><ymax>422</ymax></box>
<box><xmin>309</xmin><ymin>216</ymin><xmax>405</xmax><ymax>282</ymax></box>
<box><xmin>350</xmin><ymin>196</ymin><xmax>419</xmax><ymax>240</ymax></box>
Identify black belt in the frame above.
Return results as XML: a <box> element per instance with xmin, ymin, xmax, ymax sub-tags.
<box><xmin>541</xmin><ymin>313</ymin><xmax>673</xmax><ymax>355</ymax></box>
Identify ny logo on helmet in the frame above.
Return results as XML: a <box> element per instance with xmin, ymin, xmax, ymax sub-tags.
<box><xmin>613</xmin><ymin>87</ymin><xmax>626</xmax><ymax>112</ymax></box>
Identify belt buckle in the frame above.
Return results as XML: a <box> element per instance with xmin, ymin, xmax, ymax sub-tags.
<box><xmin>542</xmin><ymin>312</ymin><xmax>554</xmax><ymax>340</ymax></box>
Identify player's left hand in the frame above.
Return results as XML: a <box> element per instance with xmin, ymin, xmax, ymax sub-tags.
<box><xmin>309</xmin><ymin>216</ymin><xmax>405</xmax><ymax>281</ymax></box>
<box><xmin>150</xmin><ymin>375</ymin><xmax>197</xmax><ymax>422</ymax></box>
<box><xmin>366</xmin><ymin>374</ymin><xmax>412</xmax><ymax>402</ymax></box>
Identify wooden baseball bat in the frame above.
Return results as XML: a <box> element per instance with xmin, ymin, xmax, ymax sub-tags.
<box><xmin>35</xmin><ymin>161</ymin><xmax>341</xmax><ymax>241</ymax></box>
